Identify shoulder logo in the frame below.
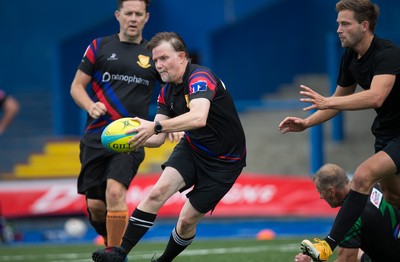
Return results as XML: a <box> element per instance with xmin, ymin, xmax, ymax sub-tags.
<box><xmin>190</xmin><ymin>80</ymin><xmax>208</xmax><ymax>94</ymax></box>
<box><xmin>370</xmin><ymin>187</ymin><xmax>383</xmax><ymax>209</ymax></box>
<box><xmin>137</xmin><ymin>55</ymin><xmax>151</xmax><ymax>68</ymax></box>
<box><xmin>107</xmin><ymin>53</ymin><xmax>118</xmax><ymax>61</ymax></box>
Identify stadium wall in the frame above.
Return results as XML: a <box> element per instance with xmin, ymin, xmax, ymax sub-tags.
<box><xmin>0</xmin><ymin>0</ymin><xmax>399</xmax><ymax>136</ymax></box>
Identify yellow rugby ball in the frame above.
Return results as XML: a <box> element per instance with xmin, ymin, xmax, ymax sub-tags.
<box><xmin>101</xmin><ymin>118</ymin><xmax>140</xmax><ymax>153</ymax></box>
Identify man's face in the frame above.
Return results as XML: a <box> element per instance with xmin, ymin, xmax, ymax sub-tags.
<box><xmin>315</xmin><ymin>181</ymin><xmax>340</xmax><ymax>208</ymax></box>
<box><xmin>115</xmin><ymin>0</ymin><xmax>149</xmax><ymax>43</ymax></box>
<box><xmin>152</xmin><ymin>42</ymin><xmax>184</xmax><ymax>83</ymax></box>
<box><xmin>336</xmin><ymin>10</ymin><xmax>364</xmax><ymax>48</ymax></box>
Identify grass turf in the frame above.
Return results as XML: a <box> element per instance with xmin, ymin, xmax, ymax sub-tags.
<box><xmin>0</xmin><ymin>237</ymin><xmax>337</xmax><ymax>262</ymax></box>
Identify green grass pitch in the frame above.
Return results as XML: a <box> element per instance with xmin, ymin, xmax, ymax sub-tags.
<box><xmin>0</xmin><ymin>237</ymin><xmax>338</xmax><ymax>262</ymax></box>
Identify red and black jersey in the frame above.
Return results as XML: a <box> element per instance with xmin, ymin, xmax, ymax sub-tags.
<box><xmin>78</xmin><ymin>34</ymin><xmax>160</xmax><ymax>139</ymax></box>
<box><xmin>337</xmin><ymin>36</ymin><xmax>400</xmax><ymax>137</ymax></box>
<box><xmin>0</xmin><ymin>89</ymin><xmax>7</xmax><ymax>109</ymax></box>
<box><xmin>157</xmin><ymin>63</ymin><xmax>246</xmax><ymax>167</ymax></box>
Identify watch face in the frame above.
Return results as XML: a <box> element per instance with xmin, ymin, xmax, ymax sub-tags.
<box><xmin>155</xmin><ymin>122</ymin><xmax>162</xmax><ymax>133</ymax></box>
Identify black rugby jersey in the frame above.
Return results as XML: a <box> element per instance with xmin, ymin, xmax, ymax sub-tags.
<box><xmin>337</xmin><ymin>36</ymin><xmax>400</xmax><ymax>137</ymax></box>
<box><xmin>340</xmin><ymin>187</ymin><xmax>400</xmax><ymax>261</ymax></box>
<box><xmin>0</xmin><ymin>89</ymin><xmax>7</xmax><ymax>108</ymax></box>
<box><xmin>156</xmin><ymin>63</ymin><xmax>246</xmax><ymax>167</ymax></box>
<box><xmin>78</xmin><ymin>34</ymin><xmax>159</xmax><ymax>138</ymax></box>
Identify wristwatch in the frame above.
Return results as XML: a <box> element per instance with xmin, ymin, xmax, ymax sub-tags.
<box><xmin>154</xmin><ymin>121</ymin><xmax>163</xmax><ymax>134</ymax></box>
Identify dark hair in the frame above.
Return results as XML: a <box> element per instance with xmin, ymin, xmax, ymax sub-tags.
<box><xmin>147</xmin><ymin>32</ymin><xmax>189</xmax><ymax>58</ymax></box>
<box><xmin>118</xmin><ymin>0</ymin><xmax>150</xmax><ymax>12</ymax></box>
<box><xmin>336</xmin><ymin>0</ymin><xmax>380</xmax><ymax>32</ymax></box>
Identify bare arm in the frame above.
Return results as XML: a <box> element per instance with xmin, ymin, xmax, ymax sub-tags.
<box><xmin>128</xmin><ymin>98</ymin><xmax>210</xmax><ymax>148</ymax></box>
<box><xmin>0</xmin><ymin>96</ymin><xmax>20</xmax><ymax>134</ymax></box>
<box><xmin>279</xmin><ymin>84</ymin><xmax>355</xmax><ymax>133</ymax></box>
<box><xmin>157</xmin><ymin>98</ymin><xmax>210</xmax><ymax>133</ymax></box>
<box><xmin>335</xmin><ymin>247</ymin><xmax>359</xmax><ymax>262</ymax></box>
<box><xmin>70</xmin><ymin>69</ymin><xmax>107</xmax><ymax>119</ymax></box>
<box><xmin>302</xmin><ymin>74</ymin><xmax>394</xmax><ymax>111</ymax></box>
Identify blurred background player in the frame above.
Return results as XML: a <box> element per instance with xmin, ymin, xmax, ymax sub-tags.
<box><xmin>0</xmin><ymin>89</ymin><xmax>20</xmax><ymax>136</ymax></box>
<box><xmin>279</xmin><ymin>0</ymin><xmax>400</xmax><ymax>260</ymax></box>
<box><xmin>70</xmin><ymin>0</ymin><xmax>159</xmax><ymax>250</ymax></box>
<box><xmin>92</xmin><ymin>31</ymin><xmax>246</xmax><ymax>262</ymax></box>
<box><xmin>293</xmin><ymin>163</ymin><xmax>400</xmax><ymax>262</ymax></box>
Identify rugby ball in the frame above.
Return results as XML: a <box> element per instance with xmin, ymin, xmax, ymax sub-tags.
<box><xmin>101</xmin><ymin>118</ymin><xmax>140</xmax><ymax>153</ymax></box>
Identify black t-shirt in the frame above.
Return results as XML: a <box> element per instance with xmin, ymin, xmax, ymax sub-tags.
<box><xmin>340</xmin><ymin>187</ymin><xmax>400</xmax><ymax>261</ymax></box>
<box><xmin>337</xmin><ymin>36</ymin><xmax>400</xmax><ymax>137</ymax></box>
<box><xmin>156</xmin><ymin>63</ymin><xmax>246</xmax><ymax>168</ymax></box>
<box><xmin>78</xmin><ymin>34</ymin><xmax>160</xmax><ymax>145</ymax></box>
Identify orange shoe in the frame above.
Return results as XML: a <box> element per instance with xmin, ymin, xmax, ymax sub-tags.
<box><xmin>301</xmin><ymin>238</ymin><xmax>333</xmax><ymax>261</ymax></box>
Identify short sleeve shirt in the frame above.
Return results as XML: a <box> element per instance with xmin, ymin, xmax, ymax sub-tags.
<box><xmin>337</xmin><ymin>36</ymin><xmax>400</xmax><ymax>137</ymax></box>
<box><xmin>156</xmin><ymin>63</ymin><xmax>246</xmax><ymax>168</ymax></box>
<box><xmin>78</xmin><ymin>34</ymin><xmax>160</xmax><ymax>143</ymax></box>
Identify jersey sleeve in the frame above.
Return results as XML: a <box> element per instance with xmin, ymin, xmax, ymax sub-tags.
<box><xmin>188</xmin><ymin>69</ymin><xmax>217</xmax><ymax>101</ymax></box>
<box><xmin>78</xmin><ymin>38</ymin><xmax>99</xmax><ymax>76</ymax></box>
<box><xmin>374</xmin><ymin>46</ymin><xmax>400</xmax><ymax>75</ymax></box>
<box><xmin>0</xmin><ymin>89</ymin><xmax>7</xmax><ymax>108</ymax></box>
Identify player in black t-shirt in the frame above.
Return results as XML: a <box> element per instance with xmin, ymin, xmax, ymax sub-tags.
<box><xmin>92</xmin><ymin>32</ymin><xmax>246</xmax><ymax>262</ymax></box>
<box><xmin>70</xmin><ymin>0</ymin><xmax>160</xmax><ymax>250</ymax></box>
<box><xmin>279</xmin><ymin>1</ymin><xmax>400</xmax><ymax>261</ymax></box>
<box><xmin>293</xmin><ymin>164</ymin><xmax>400</xmax><ymax>262</ymax></box>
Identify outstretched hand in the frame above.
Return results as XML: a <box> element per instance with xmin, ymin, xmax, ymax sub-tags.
<box><xmin>300</xmin><ymin>85</ymin><xmax>329</xmax><ymax>111</ymax></box>
<box><xmin>278</xmin><ymin>116</ymin><xmax>307</xmax><ymax>134</ymax></box>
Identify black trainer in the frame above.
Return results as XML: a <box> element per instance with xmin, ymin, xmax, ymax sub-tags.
<box><xmin>92</xmin><ymin>246</ymin><xmax>127</xmax><ymax>262</ymax></box>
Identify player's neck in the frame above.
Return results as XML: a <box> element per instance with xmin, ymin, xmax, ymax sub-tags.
<box><xmin>354</xmin><ymin>33</ymin><xmax>374</xmax><ymax>59</ymax></box>
<box><xmin>118</xmin><ymin>33</ymin><xmax>143</xmax><ymax>44</ymax></box>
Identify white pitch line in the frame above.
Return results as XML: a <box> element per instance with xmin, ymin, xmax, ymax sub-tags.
<box><xmin>0</xmin><ymin>243</ymin><xmax>300</xmax><ymax>261</ymax></box>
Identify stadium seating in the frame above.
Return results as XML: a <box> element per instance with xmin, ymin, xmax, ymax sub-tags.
<box><xmin>8</xmin><ymin>140</ymin><xmax>176</xmax><ymax>179</ymax></box>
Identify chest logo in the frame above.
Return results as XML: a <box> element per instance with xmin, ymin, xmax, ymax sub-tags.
<box><xmin>107</xmin><ymin>53</ymin><xmax>118</xmax><ymax>61</ymax></box>
<box><xmin>137</xmin><ymin>55</ymin><xmax>151</xmax><ymax>68</ymax></box>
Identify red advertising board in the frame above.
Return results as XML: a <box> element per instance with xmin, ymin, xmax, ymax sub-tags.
<box><xmin>0</xmin><ymin>173</ymin><xmax>337</xmax><ymax>219</ymax></box>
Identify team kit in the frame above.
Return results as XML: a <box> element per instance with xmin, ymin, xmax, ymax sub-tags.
<box><xmin>68</xmin><ymin>0</ymin><xmax>400</xmax><ymax>261</ymax></box>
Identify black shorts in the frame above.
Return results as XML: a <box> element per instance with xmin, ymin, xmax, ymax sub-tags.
<box><xmin>77</xmin><ymin>141</ymin><xmax>145</xmax><ymax>198</ymax></box>
<box><xmin>162</xmin><ymin>140</ymin><xmax>243</xmax><ymax>214</ymax></box>
<box><xmin>375</xmin><ymin>135</ymin><xmax>400</xmax><ymax>173</ymax></box>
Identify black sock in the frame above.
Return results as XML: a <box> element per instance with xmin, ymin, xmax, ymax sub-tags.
<box><xmin>156</xmin><ymin>227</ymin><xmax>194</xmax><ymax>262</ymax></box>
<box><xmin>325</xmin><ymin>189</ymin><xmax>369</xmax><ymax>250</ymax></box>
<box><xmin>120</xmin><ymin>208</ymin><xmax>157</xmax><ymax>254</ymax></box>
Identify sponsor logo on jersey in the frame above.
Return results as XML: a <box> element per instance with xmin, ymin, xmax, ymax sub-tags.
<box><xmin>107</xmin><ymin>53</ymin><xmax>118</xmax><ymax>61</ymax></box>
<box><xmin>137</xmin><ymin>54</ymin><xmax>151</xmax><ymax>68</ymax></box>
<box><xmin>102</xmin><ymin>72</ymin><xmax>150</xmax><ymax>86</ymax></box>
<box><xmin>370</xmin><ymin>187</ymin><xmax>383</xmax><ymax>209</ymax></box>
<box><xmin>190</xmin><ymin>80</ymin><xmax>207</xmax><ymax>94</ymax></box>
